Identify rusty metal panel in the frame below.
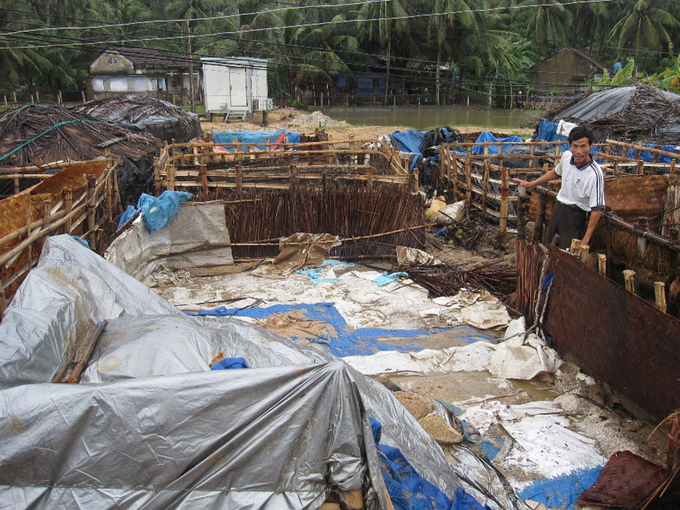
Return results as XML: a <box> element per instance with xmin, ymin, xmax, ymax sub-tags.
<box><xmin>543</xmin><ymin>245</ymin><xmax>680</xmax><ymax>419</ymax></box>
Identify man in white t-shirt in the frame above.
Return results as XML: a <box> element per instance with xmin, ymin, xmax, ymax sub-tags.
<box><xmin>513</xmin><ymin>126</ymin><xmax>605</xmax><ymax>249</ymax></box>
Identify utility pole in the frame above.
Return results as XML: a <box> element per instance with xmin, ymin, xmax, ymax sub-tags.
<box><xmin>186</xmin><ymin>19</ymin><xmax>195</xmax><ymax>113</ymax></box>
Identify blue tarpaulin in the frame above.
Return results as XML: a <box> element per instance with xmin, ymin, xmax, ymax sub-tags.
<box><xmin>137</xmin><ymin>190</ymin><xmax>193</xmax><ymax>232</ymax></box>
<box><xmin>190</xmin><ymin>301</ymin><xmax>495</xmax><ymax>357</ymax></box>
<box><xmin>212</xmin><ymin>130</ymin><xmax>301</xmax><ymax>151</ymax></box>
<box><xmin>370</xmin><ymin>417</ymin><xmax>492</xmax><ymax>510</ymax></box>
<box><xmin>211</xmin><ymin>357</ymin><xmax>249</xmax><ymax>370</ymax></box>
<box><xmin>536</xmin><ymin>119</ymin><xmax>567</xmax><ymax>144</ymax></box>
<box><xmin>627</xmin><ymin>143</ymin><xmax>679</xmax><ymax>164</ymax></box>
<box><xmin>518</xmin><ymin>467</ymin><xmax>602</xmax><ymax>510</ymax></box>
<box><xmin>472</xmin><ymin>131</ymin><xmax>524</xmax><ymax>155</ymax></box>
<box><xmin>391</xmin><ymin>129</ymin><xmax>426</xmax><ymax>173</ymax></box>
<box><xmin>392</xmin><ymin>129</ymin><xmax>425</xmax><ymax>154</ymax></box>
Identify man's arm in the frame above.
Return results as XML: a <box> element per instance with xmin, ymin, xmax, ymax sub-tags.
<box><xmin>513</xmin><ymin>169</ymin><xmax>559</xmax><ymax>189</ymax></box>
<box><xmin>581</xmin><ymin>209</ymin><xmax>603</xmax><ymax>246</ymax></box>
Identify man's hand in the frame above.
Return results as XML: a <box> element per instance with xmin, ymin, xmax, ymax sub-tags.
<box><xmin>513</xmin><ymin>177</ymin><xmax>532</xmax><ymax>188</ymax></box>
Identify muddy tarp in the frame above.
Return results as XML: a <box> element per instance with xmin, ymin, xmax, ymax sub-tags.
<box><xmin>0</xmin><ymin>235</ymin><xmax>529</xmax><ymax>509</ymax></box>
<box><xmin>544</xmin><ymin>85</ymin><xmax>680</xmax><ymax>144</ymax></box>
<box><xmin>73</xmin><ymin>94</ymin><xmax>202</xmax><ymax>143</ymax></box>
<box><xmin>0</xmin><ymin>105</ymin><xmax>163</xmax><ymax>205</ymax></box>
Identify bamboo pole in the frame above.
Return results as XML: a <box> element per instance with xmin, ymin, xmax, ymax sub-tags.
<box><xmin>534</xmin><ymin>192</ymin><xmax>546</xmax><ymax>243</ymax></box>
<box><xmin>200</xmin><ymin>164</ymin><xmax>208</xmax><ymax>195</ymax></box>
<box><xmin>465</xmin><ymin>159</ymin><xmax>472</xmax><ymax>210</ymax></box>
<box><xmin>654</xmin><ymin>282</ymin><xmax>667</xmax><ymax>313</ymax></box>
<box><xmin>86</xmin><ymin>174</ymin><xmax>97</xmax><ymax>250</ymax></box>
<box><xmin>235</xmin><ymin>165</ymin><xmax>242</xmax><ymax>194</ymax></box>
<box><xmin>481</xmin><ymin>160</ymin><xmax>490</xmax><ymax>221</ymax></box>
<box><xmin>623</xmin><ymin>269</ymin><xmax>636</xmax><ymax>294</ymax></box>
<box><xmin>499</xmin><ymin>167</ymin><xmax>509</xmax><ymax>234</ymax></box>
<box><xmin>63</xmin><ymin>188</ymin><xmax>73</xmax><ymax>233</ymax></box>
<box><xmin>597</xmin><ymin>253</ymin><xmax>607</xmax><ymax>276</ymax></box>
<box><xmin>0</xmin><ymin>278</ymin><xmax>6</xmax><ymax>317</ymax></box>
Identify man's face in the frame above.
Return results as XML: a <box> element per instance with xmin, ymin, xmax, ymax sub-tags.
<box><xmin>570</xmin><ymin>137</ymin><xmax>592</xmax><ymax>166</ymax></box>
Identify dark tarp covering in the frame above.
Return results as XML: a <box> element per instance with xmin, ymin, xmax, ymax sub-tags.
<box><xmin>73</xmin><ymin>94</ymin><xmax>202</xmax><ymax>143</ymax></box>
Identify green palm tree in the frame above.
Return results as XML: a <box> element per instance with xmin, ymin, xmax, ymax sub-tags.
<box><xmin>608</xmin><ymin>0</ymin><xmax>680</xmax><ymax>64</ymax></box>
<box><xmin>521</xmin><ymin>0</ymin><xmax>572</xmax><ymax>56</ymax></box>
<box><xmin>428</xmin><ymin>0</ymin><xmax>478</xmax><ymax>105</ymax></box>
<box><xmin>357</xmin><ymin>0</ymin><xmax>414</xmax><ymax>105</ymax></box>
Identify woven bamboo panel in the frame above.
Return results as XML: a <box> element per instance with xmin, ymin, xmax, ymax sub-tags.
<box><xmin>605</xmin><ymin>174</ymin><xmax>670</xmax><ymax>227</ymax></box>
<box><xmin>514</xmin><ymin>240</ymin><xmax>544</xmax><ymax>325</ymax></box>
<box><xmin>30</xmin><ymin>160</ymin><xmax>107</xmax><ymax>200</ymax></box>
<box><xmin>543</xmin><ymin>245</ymin><xmax>680</xmax><ymax>419</ymax></box>
<box><xmin>527</xmin><ymin>175</ymin><xmax>671</xmax><ymax>228</ymax></box>
<box><xmin>662</xmin><ymin>183</ymin><xmax>680</xmax><ymax>238</ymax></box>
<box><xmin>0</xmin><ymin>192</ymin><xmax>32</xmax><ymax>240</ymax></box>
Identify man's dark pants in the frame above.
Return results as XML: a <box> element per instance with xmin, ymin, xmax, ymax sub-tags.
<box><xmin>547</xmin><ymin>201</ymin><xmax>588</xmax><ymax>250</ymax></box>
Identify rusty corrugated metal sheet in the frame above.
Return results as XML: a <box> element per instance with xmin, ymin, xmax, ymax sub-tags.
<box><xmin>542</xmin><ymin>245</ymin><xmax>680</xmax><ymax>419</ymax></box>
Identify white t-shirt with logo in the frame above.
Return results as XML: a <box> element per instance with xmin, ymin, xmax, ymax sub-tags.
<box><xmin>554</xmin><ymin>150</ymin><xmax>605</xmax><ymax>212</ymax></box>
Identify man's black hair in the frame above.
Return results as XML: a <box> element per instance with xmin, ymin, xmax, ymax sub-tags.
<box><xmin>568</xmin><ymin>125</ymin><xmax>594</xmax><ymax>144</ymax></box>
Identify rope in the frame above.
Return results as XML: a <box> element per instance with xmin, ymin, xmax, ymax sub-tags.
<box><xmin>0</xmin><ymin>119</ymin><xmax>102</xmax><ymax>163</ymax></box>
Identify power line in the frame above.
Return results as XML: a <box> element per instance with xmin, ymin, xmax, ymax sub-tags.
<box><xmin>0</xmin><ymin>0</ymin><xmax>619</xmax><ymax>51</ymax></box>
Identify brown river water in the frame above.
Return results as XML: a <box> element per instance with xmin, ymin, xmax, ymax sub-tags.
<box><xmin>321</xmin><ymin>106</ymin><xmax>542</xmax><ymax>130</ymax></box>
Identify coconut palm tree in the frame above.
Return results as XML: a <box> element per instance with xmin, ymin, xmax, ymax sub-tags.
<box><xmin>608</xmin><ymin>0</ymin><xmax>680</xmax><ymax>67</ymax></box>
<box><xmin>357</xmin><ymin>0</ymin><xmax>415</xmax><ymax>105</ymax></box>
<box><xmin>521</xmin><ymin>0</ymin><xmax>572</xmax><ymax>56</ymax></box>
<box><xmin>428</xmin><ymin>0</ymin><xmax>478</xmax><ymax>105</ymax></box>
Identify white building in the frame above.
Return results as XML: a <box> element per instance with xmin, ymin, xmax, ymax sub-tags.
<box><xmin>201</xmin><ymin>57</ymin><xmax>273</xmax><ymax>120</ymax></box>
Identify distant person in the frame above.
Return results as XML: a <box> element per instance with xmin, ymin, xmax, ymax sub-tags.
<box><xmin>515</xmin><ymin>91</ymin><xmax>525</xmax><ymax>109</ymax></box>
<box><xmin>513</xmin><ymin>126</ymin><xmax>605</xmax><ymax>250</ymax></box>
<box><xmin>613</xmin><ymin>61</ymin><xmax>622</xmax><ymax>74</ymax></box>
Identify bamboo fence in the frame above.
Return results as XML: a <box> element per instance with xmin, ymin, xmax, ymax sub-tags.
<box><xmin>153</xmin><ymin>138</ymin><xmax>413</xmax><ymax>194</ymax></box>
<box><xmin>438</xmin><ymin>139</ymin><xmax>680</xmax><ymax>234</ymax></box>
<box><xmin>0</xmin><ymin>158</ymin><xmax>121</xmax><ymax>314</ymax></box>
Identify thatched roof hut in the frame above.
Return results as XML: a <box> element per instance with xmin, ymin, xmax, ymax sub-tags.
<box><xmin>544</xmin><ymin>85</ymin><xmax>680</xmax><ymax>145</ymax></box>
<box><xmin>0</xmin><ymin>105</ymin><xmax>163</xmax><ymax>205</ymax></box>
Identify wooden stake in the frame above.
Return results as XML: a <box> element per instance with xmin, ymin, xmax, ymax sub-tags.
<box><xmin>499</xmin><ymin>167</ymin><xmax>509</xmax><ymax>235</ymax></box>
<box><xmin>597</xmin><ymin>253</ymin><xmax>607</xmax><ymax>276</ymax></box>
<box><xmin>0</xmin><ymin>278</ymin><xmax>7</xmax><ymax>318</ymax></box>
<box><xmin>623</xmin><ymin>269</ymin><xmax>636</xmax><ymax>294</ymax></box>
<box><xmin>579</xmin><ymin>244</ymin><xmax>589</xmax><ymax>264</ymax></box>
<box><xmin>63</xmin><ymin>188</ymin><xmax>73</xmax><ymax>233</ymax></box>
<box><xmin>481</xmin><ymin>160</ymin><xmax>490</xmax><ymax>221</ymax></box>
<box><xmin>86</xmin><ymin>174</ymin><xmax>97</xmax><ymax>250</ymax></box>
<box><xmin>465</xmin><ymin>159</ymin><xmax>472</xmax><ymax>210</ymax></box>
<box><xmin>654</xmin><ymin>282</ymin><xmax>667</xmax><ymax>313</ymax></box>
<box><xmin>200</xmin><ymin>164</ymin><xmax>208</xmax><ymax>195</ymax></box>
<box><xmin>570</xmin><ymin>238</ymin><xmax>582</xmax><ymax>254</ymax></box>
<box><xmin>534</xmin><ymin>192</ymin><xmax>546</xmax><ymax>243</ymax></box>
<box><xmin>235</xmin><ymin>165</ymin><xmax>242</xmax><ymax>194</ymax></box>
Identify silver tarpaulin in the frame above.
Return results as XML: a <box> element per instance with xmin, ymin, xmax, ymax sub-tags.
<box><xmin>0</xmin><ymin>234</ymin><xmax>527</xmax><ymax>509</ymax></box>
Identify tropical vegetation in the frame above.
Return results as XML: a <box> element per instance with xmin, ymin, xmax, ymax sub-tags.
<box><xmin>1</xmin><ymin>0</ymin><xmax>680</xmax><ymax>106</ymax></box>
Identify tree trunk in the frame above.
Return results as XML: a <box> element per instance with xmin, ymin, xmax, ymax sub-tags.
<box><xmin>435</xmin><ymin>45</ymin><xmax>442</xmax><ymax>106</ymax></box>
<box><xmin>383</xmin><ymin>33</ymin><xmax>391</xmax><ymax>107</ymax></box>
